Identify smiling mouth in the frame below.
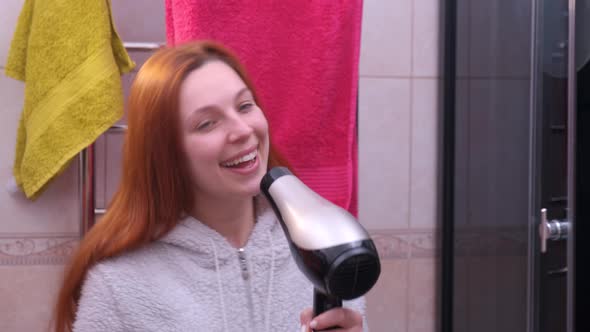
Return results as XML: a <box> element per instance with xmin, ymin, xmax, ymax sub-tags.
<box><xmin>220</xmin><ymin>150</ymin><xmax>258</xmax><ymax>168</ymax></box>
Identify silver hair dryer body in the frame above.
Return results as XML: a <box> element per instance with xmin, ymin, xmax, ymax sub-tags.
<box><xmin>260</xmin><ymin>167</ymin><xmax>381</xmax><ymax>321</ymax></box>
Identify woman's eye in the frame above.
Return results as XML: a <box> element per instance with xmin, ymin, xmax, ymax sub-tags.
<box><xmin>196</xmin><ymin>120</ymin><xmax>214</xmax><ymax>131</ymax></box>
<box><xmin>239</xmin><ymin>101</ymin><xmax>254</xmax><ymax>112</ymax></box>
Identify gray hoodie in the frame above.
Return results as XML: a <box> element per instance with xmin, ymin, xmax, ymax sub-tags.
<box><xmin>73</xmin><ymin>199</ymin><xmax>368</xmax><ymax>331</ymax></box>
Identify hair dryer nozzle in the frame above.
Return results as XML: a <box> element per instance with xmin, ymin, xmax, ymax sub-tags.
<box><xmin>260</xmin><ymin>166</ymin><xmax>291</xmax><ymax>195</ymax></box>
<box><xmin>261</xmin><ymin>166</ymin><xmax>381</xmax><ymax>308</ymax></box>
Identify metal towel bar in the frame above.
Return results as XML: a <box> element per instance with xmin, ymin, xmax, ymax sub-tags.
<box><xmin>122</xmin><ymin>42</ymin><xmax>162</xmax><ymax>51</ymax></box>
<box><xmin>79</xmin><ymin>124</ymin><xmax>128</xmax><ymax>236</ymax></box>
<box><xmin>79</xmin><ymin>42</ymin><xmax>161</xmax><ymax>236</ymax></box>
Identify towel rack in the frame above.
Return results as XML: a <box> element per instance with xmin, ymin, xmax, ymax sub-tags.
<box><xmin>79</xmin><ymin>42</ymin><xmax>162</xmax><ymax>236</ymax></box>
<box><xmin>122</xmin><ymin>42</ymin><xmax>162</xmax><ymax>51</ymax></box>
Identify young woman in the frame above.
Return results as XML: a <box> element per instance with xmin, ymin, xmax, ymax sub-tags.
<box><xmin>53</xmin><ymin>41</ymin><xmax>366</xmax><ymax>332</ymax></box>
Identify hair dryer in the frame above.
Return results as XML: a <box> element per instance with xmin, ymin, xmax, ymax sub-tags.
<box><xmin>260</xmin><ymin>167</ymin><xmax>381</xmax><ymax>324</ymax></box>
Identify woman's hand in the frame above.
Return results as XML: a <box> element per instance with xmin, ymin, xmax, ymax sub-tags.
<box><xmin>299</xmin><ymin>307</ymin><xmax>363</xmax><ymax>332</ymax></box>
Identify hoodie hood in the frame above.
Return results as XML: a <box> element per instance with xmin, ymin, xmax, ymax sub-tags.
<box><xmin>158</xmin><ymin>196</ymin><xmax>290</xmax><ymax>268</ymax></box>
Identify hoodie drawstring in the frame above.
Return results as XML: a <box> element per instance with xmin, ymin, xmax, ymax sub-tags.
<box><xmin>264</xmin><ymin>229</ymin><xmax>275</xmax><ymax>332</ymax></box>
<box><xmin>210</xmin><ymin>239</ymin><xmax>230</xmax><ymax>332</ymax></box>
<box><xmin>208</xmin><ymin>226</ymin><xmax>275</xmax><ymax>332</ymax></box>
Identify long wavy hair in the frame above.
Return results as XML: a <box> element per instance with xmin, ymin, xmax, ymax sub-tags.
<box><xmin>53</xmin><ymin>41</ymin><xmax>289</xmax><ymax>332</ymax></box>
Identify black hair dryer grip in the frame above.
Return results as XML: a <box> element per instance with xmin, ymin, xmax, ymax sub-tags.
<box><xmin>312</xmin><ymin>289</ymin><xmax>342</xmax><ymax>331</ymax></box>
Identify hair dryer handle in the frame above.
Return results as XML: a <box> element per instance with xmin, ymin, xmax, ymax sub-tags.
<box><xmin>313</xmin><ymin>289</ymin><xmax>342</xmax><ymax>331</ymax></box>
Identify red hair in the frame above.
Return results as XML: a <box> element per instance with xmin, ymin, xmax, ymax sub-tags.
<box><xmin>53</xmin><ymin>41</ymin><xmax>289</xmax><ymax>332</ymax></box>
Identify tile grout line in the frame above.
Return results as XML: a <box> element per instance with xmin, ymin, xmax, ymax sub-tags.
<box><xmin>406</xmin><ymin>1</ymin><xmax>415</xmax><ymax>331</ymax></box>
<box><xmin>409</xmin><ymin>0</ymin><xmax>415</xmax><ymax>79</ymax></box>
<box><xmin>406</xmin><ymin>244</ymin><xmax>413</xmax><ymax>332</ymax></box>
<box><xmin>408</xmin><ymin>0</ymin><xmax>415</xmax><ymax>232</ymax></box>
<box><xmin>408</xmin><ymin>78</ymin><xmax>414</xmax><ymax>229</ymax></box>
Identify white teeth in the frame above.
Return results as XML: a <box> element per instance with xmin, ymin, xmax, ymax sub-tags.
<box><xmin>222</xmin><ymin>151</ymin><xmax>257</xmax><ymax>167</ymax></box>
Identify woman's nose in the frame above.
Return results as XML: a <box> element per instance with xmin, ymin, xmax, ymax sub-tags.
<box><xmin>227</xmin><ymin>115</ymin><xmax>254</xmax><ymax>142</ymax></box>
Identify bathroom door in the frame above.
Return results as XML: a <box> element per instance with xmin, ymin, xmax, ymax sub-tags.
<box><xmin>529</xmin><ymin>0</ymin><xmax>576</xmax><ymax>332</ymax></box>
<box><xmin>531</xmin><ymin>0</ymin><xmax>582</xmax><ymax>331</ymax></box>
<box><xmin>450</xmin><ymin>0</ymin><xmax>578</xmax><ymax>331</ymax></box>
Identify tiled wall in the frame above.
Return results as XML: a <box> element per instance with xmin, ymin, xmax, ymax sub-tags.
<box><xmin>0</xmin><ymin>1</ymin><xmax>80</xmax><ymax>331</ymax></box>
<box><xmin>0</xmin><ymin>1</ymin><xmax>443</xmax><ymax>331</ymax></box>
<box><xmin>0</xmin><ymin>1</ymin><xmax>165</xmax><ymax>331</ymax></box>
<box><xmin>359</xmin><ymin>0</ymin><xmax>442</xmax><ymax>331</ymax></box>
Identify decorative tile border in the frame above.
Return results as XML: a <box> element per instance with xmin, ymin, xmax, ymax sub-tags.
<box><xmin>0</xmin><ymin>234</ymin><xmax>79</xmax><ymax>265</ymax></box>
<box><xmin>369</xmin><ymin>229</ymin><xmax>439</xmax><ymax>259</ymax></box>
<box><xmin>1</xmin><ymin>230</ymin><xmax>431</xmax><ymax>265</ymax></box>
<box><xmin>0</xmin><ymin>227</ymin><xmax>527</xmax><ymax>265</ymax></box>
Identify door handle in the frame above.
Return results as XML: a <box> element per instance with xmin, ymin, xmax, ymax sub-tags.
<box><xmin>539</xmin><ymin>208</ymin><xmax>570</xmax><ymax>253</ymax></box>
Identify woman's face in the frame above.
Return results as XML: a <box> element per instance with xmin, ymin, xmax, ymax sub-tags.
<box><xmin>178</xmin><ymin>60</ymin><xmax>270</xmax><ymax>201</ymax></box>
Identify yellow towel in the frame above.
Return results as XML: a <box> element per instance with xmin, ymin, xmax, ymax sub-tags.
<box><xmin>5</xmin><ymin>0</ymin><xmax>135</xmax><ymax>199</ymax></box>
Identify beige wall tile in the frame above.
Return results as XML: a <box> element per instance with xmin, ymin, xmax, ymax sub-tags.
<box><xmin>358</xmin><ymin>78</ymin><xmax>411</xmax><ymax>229</ymax></box>
<box><xmin>94</xmin><ymin>135</ymin><xmax>107</xmax><ymax>209</ymax></box>
<box><xmin>104</xmin><ymin>131</ymin><xmax>125</xmax><ymax>208</ymax></box>
<box><xmin>111</xmin><ymin>0</ymin><xmax>166</xmax><ymax>44</ymax></box>
<box><xmin>0</xmin><ymin>75</ymin><xmax>78</xmax><ymax>234</ymax></box>
<box><xmin>0</xmin><ymin>265</ymin><xmax>65</xmax><ymax>332</ymax></box>
<box><xmin>119</xmin><ymin>71</ymin><xmax>135</xmax><ymax>125</ymax></box>
<box><xmin>412</xmin><ymin>0</ymin><xmax>442</xmax><ymax>77</ymax></box>
<box><xmin>408</xmin><ymin>258</ymin><xmax>438</xmax><ymax>332</ymax></box>
<box><xmin>0</xmin><ymin>75</ymin><xmax>24</xmax><ymax>160</ymax></box>
<box><xmin>366</xmin><ymin>258</ymin><xmax>408</xmax><ymax>332</ymax></box>
<box><xmin>0</xmin><ymin>0</ymin><xmax>24</xmax><ymax>67</ymax></box>
<box><xmin>360</xmin><ymin>0</ymin><xmax>412</xmax><ymax>77</ymax></box>
<box><xmin>93</xmin><ymin>130</ymin><xmax>125</xmax><ymax>212</ymax></box>
<box><xmin>0</xmin><ymin>164</ymin><xmax>79</xmax><ymax>234</ymax></box>
<box><xmin>410</xmin><ymin>79</ymin><xmax>440</xmax><ymax>229</ymax></box>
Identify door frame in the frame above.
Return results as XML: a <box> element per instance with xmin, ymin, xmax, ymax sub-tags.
<box><xmin>566</xmin><ymin>2</ymin><xmax>576</xmax><ymax>332</ymax></box>
<box><xmin>440</xmin><ymin>1</ymin><xmax>577</xmax><ymax>332</ymax></box>
<box><xmin>528</xmin><ymin>1</ymin><xmax>576</xmax><ymax>331</ymax></box>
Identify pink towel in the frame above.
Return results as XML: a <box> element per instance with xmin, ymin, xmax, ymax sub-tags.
<box><xmin>166</xmin><ymin>1</ymin><xmax>362</xmax><ymax>215</ymax></box>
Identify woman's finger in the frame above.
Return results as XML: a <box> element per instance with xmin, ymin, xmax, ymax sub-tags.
<box><xmin>300</xmin><ymin>307</ymin><xmax>314</xmax><ymax>330</ymax></box>
<box><xmin>308</xmin><ymin>307</ymin><xmax>362</xmax><ymax>331</ymax></box>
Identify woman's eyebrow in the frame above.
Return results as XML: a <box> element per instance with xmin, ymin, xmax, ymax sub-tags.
<box><xmin>234</xmin><ymin>87</ymin><xmax>252</xmax><ymax>101</ymax></box>
<box><xmin>189</xmin><ymin>88</ymin><xmax>252</xmax><ymax>118</ymax></box>
<box><xmin>189</xmin><ymin>105</ymin><xmax>215</xmax><ymax>118</ymax></box>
